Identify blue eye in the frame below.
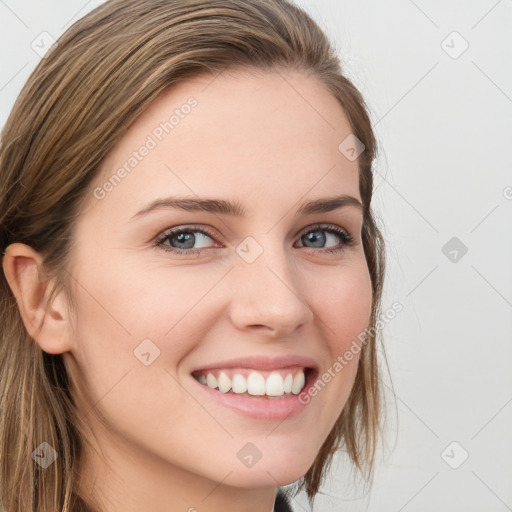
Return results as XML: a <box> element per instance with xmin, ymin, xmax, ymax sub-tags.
<box><xmin>156</xmin><ymin>226</ymin><xmax>217</xmax><ymax>253</ymax></box>
<box><xmin>296</xmin><ymin>224</ymin><xmax>355</xmax><ymax>254</ymax></box>
<box><xmin>154</xmin><ymin>223</ymin><xmax>356</xmax><ymax>256</ymax></box>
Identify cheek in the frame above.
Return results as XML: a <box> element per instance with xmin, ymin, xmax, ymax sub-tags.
<box><xmin>65</xmin><ymin>262</ymin><xmax>212</xmax><ymax>451</ymax></box>
<box><xmin>303</xmin><ymin>262</ymin><xmax>372</xmax><ymax>419</ymax></box>
<box><xmin>313</xmin><ymin>262</ymin><xmax>373</xmax><ymax>349</ymax></box>
<box><xmin>67</xmin><ymin>260</ymin><xmax>226</xmax><ymax>392</ymax></box>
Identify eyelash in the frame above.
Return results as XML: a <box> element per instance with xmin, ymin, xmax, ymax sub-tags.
<box><xmin>153</xmin><ymin>223</ymin><xmax>356</xmax><ymax>256</ymax></box>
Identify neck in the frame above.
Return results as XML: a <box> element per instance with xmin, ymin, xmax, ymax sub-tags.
<box><xmin>77</xmin><ymin>424</ymin><xmax>278</xmax><ymax>512</ymax></box>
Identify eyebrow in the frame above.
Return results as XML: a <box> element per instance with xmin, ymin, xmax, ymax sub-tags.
<box><xmin>131</xmin><ymin>194</ymin><xmax>364</xmax><ymax>220</ymax></box>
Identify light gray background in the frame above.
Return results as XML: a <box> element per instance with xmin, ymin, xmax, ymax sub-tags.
<box><xmin>1</xmin><ymin>1</ymin><xmax>511</xmax><ymax>511</ymax></box>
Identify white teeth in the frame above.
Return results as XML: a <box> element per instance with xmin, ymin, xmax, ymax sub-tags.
<box><xmin>265</xmin><ymin>373</ymin><xmax>284</xmax><ymax>396</ymax></box>
<box><xmin>231</xmin><ymin>373</ymin><xmax>248</xmax><ymax>394</ymax></box>
<box><xmin>217</xmin><ymin>371</ymin><xmax>231</xmax><ymax>393</ymax></box>
<box><xmin>291</xmin><ymin>371</ymin><xmax>305</xmax><ymax>395</ymax></box>
<box><xmin>247</xmin><ymin>372</ymin><xmax>266</xmax><ymax>395</ymax></box>
<box><xmin>206</xmin><ymin>373</ymin><xmax>217</xmax><ymax>389</ymax></box>
<box><xmin>198</xmin><ymin>369</ymin><xmax>306</xmax><ymax>397</ymax></box>
<box><xmin>283</xmin><ymin>373</ymin><xmax>293</xmax><ymax>393</ymax></box>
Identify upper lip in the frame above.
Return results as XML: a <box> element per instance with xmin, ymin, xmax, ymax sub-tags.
<box><xmin>191</xmin><ymin>355</ymin><xmax>319</xmax><ymax>373</ymax></box>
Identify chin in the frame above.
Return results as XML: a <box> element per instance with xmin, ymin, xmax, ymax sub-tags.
<box><xmin>218</xmin><ymin>466</ymin><xmax>308</xmax><ymax>489</ymax></box>
<box><xmin>218</xmin><ymin>445</ymin><xmax>317</xmax><ymax>489</ymax></box>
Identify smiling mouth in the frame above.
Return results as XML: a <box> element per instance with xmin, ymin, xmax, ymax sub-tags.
<box><xmin>191</xmin><ymin>367</ymin><xmax>313</xmax><ymax>399</ymax></box>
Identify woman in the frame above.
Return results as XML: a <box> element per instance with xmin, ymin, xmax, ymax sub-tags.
<box><xmin>0</xmin><ymin>0</ymin><xmax>386</xmax><ymax>511</ymax></box>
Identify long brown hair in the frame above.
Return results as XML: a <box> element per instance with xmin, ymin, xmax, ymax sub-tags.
<box><xmin>0</xmin><ymin>0</ymin><xmax>386</xmax><ymax>510</ymax></box>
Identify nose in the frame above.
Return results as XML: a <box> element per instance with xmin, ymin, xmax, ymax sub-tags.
<box><xmin>227</xmin><ymin>243</ymin><xmax>314</xmax><ymax>338</ymax></box>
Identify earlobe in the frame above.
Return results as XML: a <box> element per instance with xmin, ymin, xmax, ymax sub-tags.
<box><xmin>2</xmin><ymin>242</ymin><xmax>73</xmax><ymax>354</ymax></box>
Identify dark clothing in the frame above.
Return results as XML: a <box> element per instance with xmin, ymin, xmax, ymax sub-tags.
<box><xmin>274</xmin><ymin>489</ymin><xmax>293</xmax><ymax>512</ymax></box>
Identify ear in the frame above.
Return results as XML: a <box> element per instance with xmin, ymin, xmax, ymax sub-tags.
<box><xmin>2</xmin><ymin>242</ymin><xmax>74</xmax><ymax>354</ymax></box>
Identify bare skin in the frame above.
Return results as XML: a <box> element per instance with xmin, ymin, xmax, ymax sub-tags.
<box><xmin>3</xmin><ymin>67</ymin><xmax>372</xmax><ymax>512</ymax></box>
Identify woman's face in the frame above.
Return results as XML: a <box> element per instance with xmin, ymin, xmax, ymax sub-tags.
<box><xmin>64</xmin><ymin>68</ymin><xmax>373</xmax><ymax>501</ymax></box>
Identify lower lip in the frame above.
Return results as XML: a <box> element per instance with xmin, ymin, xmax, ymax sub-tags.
<box><xmin>191</xmin><ymin>370</ymin><xmax>317</xmax><ymax>421</ymax></box>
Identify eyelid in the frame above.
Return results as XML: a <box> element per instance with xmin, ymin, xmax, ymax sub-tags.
<box><xmin>294</xmin><ymin>223</ymin><xmax>356</xmax><ymax>251</ymax></box>
<box><xmin>153</xmin><ymin>222</ymin><xmax>357</xmax><ymax>255</ymax></box>
<box><xmin>153</xmin><ymin>224</ymin><xmax>220</xmax><ymax>248</ymax></box>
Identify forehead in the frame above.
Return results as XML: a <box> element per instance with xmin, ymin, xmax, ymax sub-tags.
<box><xmin>87</xmin><ymin>68</ymin><xmax>361</xmax><ymax>219</ymax></box>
